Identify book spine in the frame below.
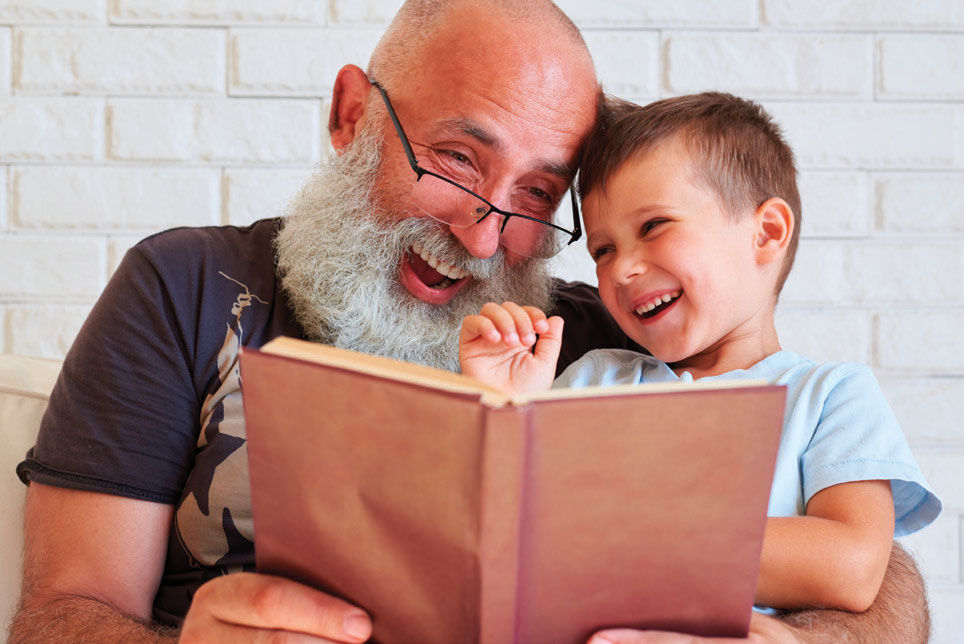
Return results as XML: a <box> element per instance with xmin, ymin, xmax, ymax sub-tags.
<box><xmin>477</xmin><ymin>405</ymin><xmax>527</xmax><ymax>644</ymax></box>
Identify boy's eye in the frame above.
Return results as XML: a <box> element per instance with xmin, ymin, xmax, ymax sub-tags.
<box><xmin>641</xmin><ymin>218</ymin><xmax>667</xmax><ymax>236</ymax></box>
<box><xmin>589</xmin><ymin>246</ymin><xmax>612</xmax><ymax>262</ymax></box>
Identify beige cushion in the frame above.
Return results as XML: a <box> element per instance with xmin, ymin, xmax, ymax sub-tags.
<box><xmin>0</xmin><ymin>355</ymin><xmax>61</xmax><ymax>640</ymax></box>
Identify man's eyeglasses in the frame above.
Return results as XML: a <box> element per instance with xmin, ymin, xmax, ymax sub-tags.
<box><xmin>369</xmin><ymin>79</ymin><xmax>581</xmax><ymax>259</ymax></box>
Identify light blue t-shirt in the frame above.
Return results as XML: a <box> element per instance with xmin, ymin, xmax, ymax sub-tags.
<box><xmin>555</xmin><ymin>349</ymin><xmax>941</xmax><ymax>537</ymax></box>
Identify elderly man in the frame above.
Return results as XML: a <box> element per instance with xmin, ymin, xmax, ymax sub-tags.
<box><xmin>11</xmin><ymin>1</ymin><xmax>928</xmax><ymax>643</ymax></box>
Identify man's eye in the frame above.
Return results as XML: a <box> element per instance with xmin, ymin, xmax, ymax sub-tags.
<box><xmin>443</xmin><ymin>150</ymin><xmax>471</xmax><ymax>164</ymax></box>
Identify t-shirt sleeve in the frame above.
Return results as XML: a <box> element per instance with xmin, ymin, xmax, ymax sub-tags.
<box><xmin>801</xmin><ymin>365</ymin><xmax>941</xmax><ymax>537</ymax></box>
<box><xmin>17</xmin><ymin>242</ymin><xmax>202</xmax><ymax>504</ymax></box>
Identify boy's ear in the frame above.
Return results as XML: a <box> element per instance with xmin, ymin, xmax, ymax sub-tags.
<box><xmin>753</xmin><ymin>198</ymin><xmax>794</xmax><ymax>266</ymax></box>
<box><xmin>329</xmin><ymin>64</ymin><xmax>372</xmax><ymax>155</ymax></box>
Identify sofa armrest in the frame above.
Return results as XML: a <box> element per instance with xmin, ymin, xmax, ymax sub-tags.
<box><xmin>0</xmin><ymin>355</ymin><xmax>62</xmax><ymax>641</ymax></box>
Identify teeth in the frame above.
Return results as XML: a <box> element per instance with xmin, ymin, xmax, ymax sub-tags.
<box><xmin>412</xmin><ymin>244</ymin><xmax>469</xmax><ymax>280</ymax></box>
<box><xmin>634</xmin><ymin>290</ymin><xmax>681</xmax><ymax>316</ymax></box>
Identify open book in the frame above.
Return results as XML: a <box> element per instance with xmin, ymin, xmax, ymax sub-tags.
<box><xmin>241</xmin><ymin>336</ymin><xmax>785</xmax><ymax>644</ymax></box>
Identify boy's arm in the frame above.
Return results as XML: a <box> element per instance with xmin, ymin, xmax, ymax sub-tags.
<box><xmin>459</xmin><ymin>301</ymin><xmax>563</xmax><ymax>396</ymax></box>
<box><xmin>755</xmin><ymin>480</ymin><xmax>895</xmax><ymax>612</ymax></box>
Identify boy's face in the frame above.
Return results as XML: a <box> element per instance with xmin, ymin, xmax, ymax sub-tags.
<box><xmin>582</xmin><ymin>137</ymin><xmax>779</xmax><ymax>371</ymax></box>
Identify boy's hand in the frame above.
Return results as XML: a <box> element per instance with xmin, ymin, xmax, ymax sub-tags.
<box><xmin>459</xmin><ymin>301</ymin><xmax>564</xmax><ymax>396</ymax></box>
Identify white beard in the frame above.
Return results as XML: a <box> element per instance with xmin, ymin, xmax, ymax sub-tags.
<box><xmin>274</xmin><ymin>121</ymin><xmax>553</xmax><ymax>372</ymax></box>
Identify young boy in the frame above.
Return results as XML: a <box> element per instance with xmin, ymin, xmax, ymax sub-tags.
<box><xmin>459</xmin><ymin>93</ymin><xmax>940</xmax><ymax>612</ymax></box>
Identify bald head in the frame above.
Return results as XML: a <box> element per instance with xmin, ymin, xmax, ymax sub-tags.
<box><xmin>368</xmin><ymin>0</ymin><xmax>595</xmax><ymax>94</ymax></box>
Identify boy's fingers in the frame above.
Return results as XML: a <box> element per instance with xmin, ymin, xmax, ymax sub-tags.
<box><xmin>460</xmin><ymin>315</ymin><xmax>501</xmax><ymax>344</ymax></box>
<box><xmin>521</xmin><ymin>305</ymin><xmax>550</xmax><ymax>334</ymax></box>
<box><xmin>480</xmin><ymin>302</ymin><xmax>522</xmax><ymax>345</ymax></box>
<box><xmin>533</xmin><ymin>316</ymin><xmax>564</xmax><ymax>364</ymax></box>
<box><xmin>500</xmin><ymin>301</ymin><xmax>537</xmax><ymax>345</ymax></box>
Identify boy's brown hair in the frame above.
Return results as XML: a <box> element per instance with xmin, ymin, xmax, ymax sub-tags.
<box><xmin>578</xmin><ymin>92</ymin><xmax>802</xmax><ymax>295</ymax></box>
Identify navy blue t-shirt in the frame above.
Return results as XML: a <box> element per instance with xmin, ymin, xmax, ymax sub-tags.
<box><xmin>17</xmin><ymin>218</ymin><xmax>636</xmax><ymax>624</ymax></box>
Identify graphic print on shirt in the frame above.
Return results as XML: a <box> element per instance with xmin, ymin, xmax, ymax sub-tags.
<box><xmin>174</xmin><ymin>272</ymin><xmax>268</xmax><ymax>572</ymax></box>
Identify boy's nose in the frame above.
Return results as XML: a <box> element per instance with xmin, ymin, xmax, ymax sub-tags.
<box><xmin>612</xmin><ymin>251</ymin><xmax>648</xmax><ymax>284</ymax></box>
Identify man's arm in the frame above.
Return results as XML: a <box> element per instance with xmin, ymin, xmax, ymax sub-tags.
<box><xmin>588</xmin><ymin>542</ymin><xmax>929</xmax><ymax>644</ymax></box>
<box><xmin>776</xmin><ymin>541</ymin><xmax>929</xmax><ymax>643</ymax></box>
<box><xmin>9</xmin><ymin>483</ymin><xmax>372</xmax><ymax>644</ymax></box>
<box><xmin>9</xmin><ymin>483</ymin><xmax>178</xmax><ymax>644</ymax></box>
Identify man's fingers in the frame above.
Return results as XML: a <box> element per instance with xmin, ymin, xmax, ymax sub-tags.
<box><xmin>589</xmin><ymin>630</ymin><xmax>733</xmax><ymax>644</ymax></box>
<box><xmin>185</xmin><ymin>573</ymin><xmax>371</xmax><ymax>643</ymax></box>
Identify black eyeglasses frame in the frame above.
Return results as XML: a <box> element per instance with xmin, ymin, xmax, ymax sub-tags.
<box><xmin>369</xmin><ymin>79</ymin><xmax>582</xmax><ymax>253</ymax></box>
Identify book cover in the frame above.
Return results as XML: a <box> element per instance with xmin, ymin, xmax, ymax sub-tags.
<box><xmin>242</xmin><ymin>337</ymin><xmax>785</xmax><ymax>644</ymax></box>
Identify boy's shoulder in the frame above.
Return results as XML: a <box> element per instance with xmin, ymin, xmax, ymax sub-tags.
<box><xmin>554</xmin><ymin>348</ymin><xmax>668</xmax><ymax>389</ymax></box>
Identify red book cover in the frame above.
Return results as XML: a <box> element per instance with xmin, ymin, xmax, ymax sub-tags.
<box><xmin>242</xmin><ymin>337</ymin><xmax>784</xmax><ymax>644</ymax></box>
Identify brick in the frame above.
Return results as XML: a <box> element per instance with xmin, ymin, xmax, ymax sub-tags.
<box><xmin>914</xmin><ymin>449</ymin><xmax>964</xmax><ymax>510</ymax></box>
<box><xmin>766</xmin><ymin>0</ymin><xmax>964</xmax><ymax>31</ymax></box>
<box><xmin>111</xmin><ymin>0</ymin><xmax>319</xmax><ymax>25</ymax></box>
<box><xmin>928</xmin><ymin>584</ymin><xmax>964</xmax><ymax>644</ymax></box>
<box><xmin>779</xmin><ymin>241</ymin><xmax>848</xmax><ymax>305</ymax></box>
<box><xmin>0</xmin><ymin>28</ymin><xmax>10</xmax><ymax>94</ymax></box>
<box><xmin>1</xmin><ymin>167</ymin><xmax>7</xmax><ymax>228</ymax></box>
<box><xmin>0</xmin><ymin>234</ymin><xmax>104</xmax><ymax>299</ymax></box>
<box><xmin>0</xmin><ymin>98</ymin><xmax>102</xmax><ymax>161</ymax></box>
<box><xmin>666</xmin><ymin>32</ymin><xmax>871</xmax><ymax>98</ymax></box>
<box><xmin>880</xmin><ymin>377</ymin><xmax>964</xmax><ymax>446</ymax></box>
<box><xmin>899</xmin><ymin>512</ymin><xmax>959</xmax><ymax>585</ymax></box>
<box><xmin>6</xmin><ymin>304</ymin><xmax>92</xmax><ymax>358</ymax></box>
<box><xmin>879</xmin><ymin>35</ymin><xmax>964</xmax><ymax>100</ymax></box>
<box><xmin>229</xmin><ymin>28</ymin><xmax>382</xmax><ymax>97</ymax></box>
<box><xmin>0</xmin><ymin>0</ymin><xmax>105</xmax><ymax>23</ymax></box>
<box><xmin>846</xmin><ymin>242</ymin><xmax>961</xmax><ymax>305</ymax></box>
<box><xmin>108</xmin><ymin>98</ymin><xmax>321</xmax><ymax>164</ymax></box>
<box><xmin>765</xmin><ymin>102</ymin><xmax>963</xmax><ymax>169</ymax></box>
<box><xmin>16</xmin><ymin>27</ymin><xmax>224</xmax><ymax>95</ymax></box>
<box><xmin>224</xmin><ymin>168</ymin><xmax>313</xmax><ymax>226</ymax></box>
<box><xmin>12</xmin><ymin>167</ymin><xmax>220</xmax><ymax>230</ymax></box>
<box><xmin>328</xmin><ymin>0</ymin><xmax>402</xmax><ymax>25</ymax></box>
<box><xmin>584</xmin><ymin>31</ymin><xmax>658</xmax><ymax>99</ymax></box>
<box><xmin>877</xmin><ymin>312</ymin><xmax>964</xmax><ymax>374</ymax></box>
<box><xmin>773</xmin><ymin>308</ymin><xmax>871</xmax><ymax>364</ymax></box>
<box><xmin>556</xmin><ymin>0</ymin><xmax>757</xmax><ymax>29</ymax></box>
<box><xmin>876</xmin><ymin>173</ymin><xmax>964</xmax><ymax>235</ymax></box>
<box><xmin>797</xmin><ymin>172</ymin><xmax>870</xmax><ymax>238</ymax></box>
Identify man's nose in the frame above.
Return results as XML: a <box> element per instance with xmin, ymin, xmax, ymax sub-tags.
<box><xmin>450</xmin><ymin>211</ymin><xmax>501</xmax><ymax>259</ymax></box>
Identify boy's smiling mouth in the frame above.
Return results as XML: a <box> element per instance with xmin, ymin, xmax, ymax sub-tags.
<box><xmin>634</xmin><ymin>289</ymin><xmax>682</xmax><ymax>319</ymax></box>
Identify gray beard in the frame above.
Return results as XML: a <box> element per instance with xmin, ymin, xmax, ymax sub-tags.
<box><xmin>274</xmin><ymin>123</ymin><xmax>553</xmax><ymax>372</ymax></box>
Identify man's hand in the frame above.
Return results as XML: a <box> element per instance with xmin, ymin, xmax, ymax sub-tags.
<box><xmin>179</xmin><ymin>573</ymin><xmax>372</xmax><ymax>644</ymax></box>
<box><xmin>587</xmin><ymin>613</ymin><xmax>803</xmax><ymax>644</ymax></box>
<box><xmin>459</xmin><ymin>301</ymin><xmax>563</xmax><ymax>396</ymax></box>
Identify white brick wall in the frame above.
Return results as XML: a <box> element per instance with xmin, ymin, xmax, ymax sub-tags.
<box><xmin>1</xmin><ymin>1</ymin><xmax>961</xmax><ymax>640</ymax></box>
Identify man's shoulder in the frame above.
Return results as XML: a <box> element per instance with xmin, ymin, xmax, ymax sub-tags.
<box><xmin>133</xmin><ymin>218</ymin><xmax>282</xmax><ymax>264</ymax></box>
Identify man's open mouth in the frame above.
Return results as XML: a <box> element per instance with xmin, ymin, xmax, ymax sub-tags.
<box><xmin>409</xmin><ymin>242</ymin><xmax>470</xmax><ymax>290</ymax></box>
<box><xmin>634</xmin><ymin>290</ymin><xmax>682</xmax><ymax>319</ymax></box>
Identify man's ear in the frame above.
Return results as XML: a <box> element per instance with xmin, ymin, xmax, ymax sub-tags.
<box><xmin>753</xmin><ymin>198</ymin><xmax>794</xmax><ymax>265</ymax></box>
<box><xmin>329</xmin><ymin>64</ymin><xmax>372</xmax><ymax>155</ymax></box>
